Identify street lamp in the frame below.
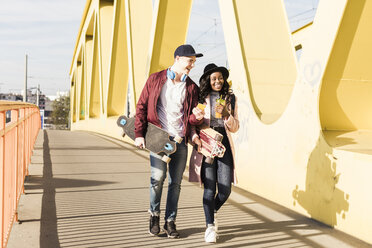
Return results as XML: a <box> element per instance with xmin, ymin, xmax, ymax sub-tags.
<box><xmin>29</xmin><ymin>85</ymin><xmax>41</xmax><ymax>107</ymax></box>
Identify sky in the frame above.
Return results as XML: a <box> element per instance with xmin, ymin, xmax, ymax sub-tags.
<box><xmin>0</xmin><ymin>0</ymin><xmax>319</xmax><ymax>97</ymax></box>
<box><xmin>0</xmin><ymin>0</ymin><xmax>86</xmax><ymax>96</ymax></box>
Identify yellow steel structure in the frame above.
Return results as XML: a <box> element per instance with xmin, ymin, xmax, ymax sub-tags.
<box><xmin>70</xmin><ymin>0</ymin><xmax>372</xmax><ymax>243</ymax></box>
<box><xmin>70</xmin><ymin>0</ymin><xmax>193</xmax><ymax>137</ymax></box>
<box><xmin>70</xmin><ymin>0</ymin><xmax>153</xmax><ymax>134</ymax></box>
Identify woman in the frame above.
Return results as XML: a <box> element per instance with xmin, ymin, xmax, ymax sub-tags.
<box><xmin>189</xmin><ymin>63</ymin><xmax>239</xmax><ymax>243</ymax></box>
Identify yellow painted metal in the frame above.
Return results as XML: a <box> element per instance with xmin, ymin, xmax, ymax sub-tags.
<box><xmin>70</xmin><ymin>0</ymin><xmax>372</xmax><ymax>243</ymax></box>
<box><xmin>317</xmin><ymin>1</ymin><xmax>372</xmax><ymax>240</ymax></box>
<box><xmin>70</xmin><ymin>0</ymin><xmax>92</xmax><ymax>75</ymax></box>
<box><xmin>126</xmin><ymin>0</ymin><xmax>152</xmax><ymax>113</ymax></box>
<box><xmin>76</xmin><ymin>60</ymin><xmax>82</xmax><ymax>120</ymax></box>
<box><xmin>70</xmin><ymin>0</ymin><xmax>152</xmax><ymax>132</ymax></box>
<box><xmin>89</xmin><ymin>16</ymin><xmax>101</xmax><ymax>118</ymax></box>
<box><xmin>146</xmin><ymin>0</ymin><xmax>193</xmax><ymax>77</ymax></box>
<box><xmin>220</xmin><ymin>0</ymin><xmax>372</xmax><ymax>243</ymax></box>
<box><xmin>106</xmin><ymin>0</ymin><xmax>152</xmax><ymax>117</ymax></box>
<box><xmin>76</xmin><ymin>59</ymin><xmax>81</xmax><ymax>122</ymax></box>
<box><xmin>291</xmin><ymin>22</ymin><xmax>313</xmax><ymax>52</ymax></box>
<box><xmin>78</xmin><ymin>55</ymin><xmax>86</xmax><ymax>120</ymax></box>
<box><xmin>98</xmin><ymin>0</ymin><xmax>114</xmax><ymax>116</ymax></box>
<box><xmin>107</xmin><ymin>0</ymin><xmax>129</xmax><ymax>117</ymax></box>
<box><xmin>85</xmin><ymin>14</ymin><xmax>95</xmax><ymax>120</ymax></box>
<box><xmin>224</xmin><ymin>0</ymin><xmax>297</xmax><ymax>124</ymax></box>
<box><xmin>320</xmin><ymin>0</ymin><xmax>372</xmax><ymax>131</ymax></box>
<box><xmin>84</xmin><ymin>36</ymin><xmax>93</xmax><ymax>119</ymax></box>
<box><xmin>71</xmin><ymin>74</ymin><xmax>76</xmax><ymax>123</ymax></box>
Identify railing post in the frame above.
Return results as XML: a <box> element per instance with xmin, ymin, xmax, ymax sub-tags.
<box><xmin>21</xmin><ymin>109</ymin><xmax>25</xmax><ymax>195</ymax></box>
<box><xmin>24</xmin><ymin>108</ymin><xmax>28</xmax><ymax>178</ymax></box>
<box><xmin>1</xmin><ymin>111</ymin><xmax>5</xmax><ymax>248</ymax></box>
<box><xmin>14</xmin><ymin>110</ymin><xmax>19</xmax><ymax>223</ymax></box>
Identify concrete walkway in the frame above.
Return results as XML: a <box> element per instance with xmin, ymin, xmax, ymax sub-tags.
<box><xmin>7</xmin><ymin>130</ymin><xmax>371</xmax><ymax>248</ymax></box>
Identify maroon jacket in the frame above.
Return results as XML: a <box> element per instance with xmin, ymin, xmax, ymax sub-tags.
<box><xmin>135</xmin><ymin>69</ymin><xmax>202</xmax><ymax>143</ymax></box>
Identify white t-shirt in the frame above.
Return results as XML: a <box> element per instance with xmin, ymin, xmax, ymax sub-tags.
<box><xmin>156</xmin><ymin>77</ymin><xmax>186</xmax><ymax>137</ymax></box>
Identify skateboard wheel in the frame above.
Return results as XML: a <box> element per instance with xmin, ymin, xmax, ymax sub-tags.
<box><xmin>162</xmin><ymin>155</ymin><xmax>171</xmax><ymax>163</ymax></box>
<box><xmin>120</xmin><ymin>118</ymin><xmax>127</xmax><ymax>126</ymax></box>
<box><xmin>214</xmin><ymin>133</ymin><xmax>223</xmax><ymax>142</ymax></box>
<box><xmin>164</xmin><ymin>143</ymin><xmax>174</xmax><ymax>151</ymax></box>
<box><xmin>174</xmin><ymin>135</ymin><xmax>183</xmax><ymax>143</ymax></box>
<box><xmin>205</xmin><ymin>156</ymin><xmax>214</xmax><ymax>164</ymax></box>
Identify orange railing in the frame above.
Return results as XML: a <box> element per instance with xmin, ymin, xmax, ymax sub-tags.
<box><xmin>0</xmin><ymin>101</ymin><xmax>40</xmax><ymax>248</ymax></box>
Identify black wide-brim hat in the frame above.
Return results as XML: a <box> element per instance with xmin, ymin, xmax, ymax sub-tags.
<box><xmin>199</xmin><ymin>63</ymin><xmax>229</xmax><ymax>84</ymax></box>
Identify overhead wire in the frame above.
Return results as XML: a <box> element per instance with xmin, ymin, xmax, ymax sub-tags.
<box><xmin>291</xmin><ymin>16</ymin><xmax>314</xmax><ymax>23</ymax></box>
<box><xmin>288</xmin><ymin>8</ymin><xmax>316</xmax><ymax>20</ymax></box>
<box><xmin>193</xmin><ymin>12</ymin><xmax>219</xmax><ymax>20</ymax></box>
<box><xmin>189</xmin><ymin>21</ymin><xmax>221</xmax><ymax>44</ymax></box>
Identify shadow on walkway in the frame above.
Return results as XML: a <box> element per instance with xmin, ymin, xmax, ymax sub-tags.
<box><xmin>37</xmin><ymin>130</ymin><xmax>115</xmax><ymax>248</ymax></box>
<box><xmin>7</xmin><ymin>130</ymin><xmax>371</xmax><ymax>248</ymax></box>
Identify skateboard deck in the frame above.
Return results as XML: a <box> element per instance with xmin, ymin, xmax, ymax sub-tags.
<box><xmin>199</xmin><ymin>128</ymin><xmax>226</xmax><ymax>164</ymax></box>
<box><xmin>117</xmin><ymin>116</ymin><xmax>178</xmax><ymax>162</ymax></box>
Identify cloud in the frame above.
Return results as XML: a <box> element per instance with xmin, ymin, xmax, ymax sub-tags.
<box><xmin>0</xmin><ymin>1</ymin><xmax>83</xmax><ymax>23</ymax></box>
<box><xmin>0</xmin><ymin>0</ymin><xmax>85</xmax><ymax>95</ymax></box>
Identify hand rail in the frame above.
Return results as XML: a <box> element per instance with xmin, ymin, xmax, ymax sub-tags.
<box><xmin>0</xmin><ymin>101</ymin><xmax>41</xmax><ymax>248</ymax></box>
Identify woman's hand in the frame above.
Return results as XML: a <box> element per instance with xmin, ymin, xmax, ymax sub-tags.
<box><xmin>192</xmin><ymin>106</ymin><xmax>205</xmax><ymax>120</ymax></box>
<box><xmin>215</xmin><ymin>104</ymin><xmax>224</xmax><ymax>114</ymax></box>
<box><xmin>215</xmin><ymin>104</ymin><xmax>229</xmax><ymax>117</ymax></box>
<box><xmin>193</xmin><ymin>136</ymin><xmax>202</xmax><ymax>153</ymax></box>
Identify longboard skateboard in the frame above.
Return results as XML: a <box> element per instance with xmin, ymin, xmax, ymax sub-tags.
<box><xmin>199</xmin><ymin>128</ymin><xmax>226</xmax><ymax>164</ymax></box>
<box><xmin>117</xmin><ymin>115</ymin><xmax>182</xmax><ymax>163</ymax></box>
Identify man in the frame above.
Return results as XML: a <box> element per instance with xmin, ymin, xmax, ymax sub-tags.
<box><xmin>134</xmin><ymin>44</ymin><xmax>204</xmax><ymax>238</ymax></box>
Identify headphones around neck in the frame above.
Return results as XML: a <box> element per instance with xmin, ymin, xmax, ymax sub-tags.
<box><xmin>167</xmin><ymin>68</ymin><xmax>188</xmax><ymax>82</ymax></box>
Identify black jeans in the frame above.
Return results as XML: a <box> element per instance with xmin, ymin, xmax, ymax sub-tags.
<box><xmin>201</xmin><ymin>127</ymin><xmax>233</xmax><ymax>226</ymax></box>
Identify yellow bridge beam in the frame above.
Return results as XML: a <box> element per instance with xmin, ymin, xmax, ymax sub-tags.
<box><xmin>70</xmin><ymin>0</ymin><xmax>372</xmax><ymax>243</ymax></box>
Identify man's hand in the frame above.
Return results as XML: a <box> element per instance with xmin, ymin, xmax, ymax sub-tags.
<box><xmin>134</xmin><ymin>137</ymin><xmax>145</xmax><ymax>149</ymax></box>
<box><xmin>193</xmin><ymin>136</ymin><xmax>202</xmax><ymax>153</ymax></box>
<box><xmin>192</xmin><ymin>106</ymin><xmax>205</xmax><ymax>120</ymax></box>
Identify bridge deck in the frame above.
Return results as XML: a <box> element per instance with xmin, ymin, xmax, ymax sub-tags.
<box><xmin>7</xmin><ymin>130</ymin><xmax>370</xmax><ymax>248</ymax></box>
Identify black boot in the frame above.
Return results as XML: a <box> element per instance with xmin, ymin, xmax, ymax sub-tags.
<box><xmin>149</xmin><ymin>214</ymin><xmax>160</xmax><ymax>236</ymax></box>
<box><xmin>163</xmin><ymin>220</ymin><xmax>180</xmax><ymax>238</ymax></box>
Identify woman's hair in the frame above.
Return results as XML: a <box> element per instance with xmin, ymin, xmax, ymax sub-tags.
<box><xmin>199</xmin><ymin>72</ymin><xmax>232</xmax><ymax>104</ymax></box>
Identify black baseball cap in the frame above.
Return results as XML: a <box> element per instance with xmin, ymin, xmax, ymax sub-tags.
<box><xmin>174</xmin><ymin>44</ymin><xmax>203</xmax><ymax>58</ymax></box>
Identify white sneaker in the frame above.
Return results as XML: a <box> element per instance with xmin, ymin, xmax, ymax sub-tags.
<box><xmin>204</xmin><ymin>224</ymin><xmax>217</xmax><ymax>243</ymax></box>
<box><xmin>214</xmin><ymin>212</ymin><xmax>218</xmax><ymax>233</ymax></box>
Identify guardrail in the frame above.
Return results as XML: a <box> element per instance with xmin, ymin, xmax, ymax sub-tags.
<box><xmin>0</xmin><ymin>101</ymin><xmax>41</xmax><ymax>248</ymax></box>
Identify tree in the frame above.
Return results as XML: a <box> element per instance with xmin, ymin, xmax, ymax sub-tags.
<box><xmin>51</xmin><ymin>95</ymin><xmax>70</xmax><ymax>129</ymax></box>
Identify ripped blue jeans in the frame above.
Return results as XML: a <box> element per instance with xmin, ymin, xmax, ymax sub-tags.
<box><xmin>202</xmin><ymin>128</ymin><xmax>233</xmax><ymax>226</ymax></box>
<box><xmin>149</xmin><ymin>139</ymin><xmax>187</xmax><ymax>221</ymax></box>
